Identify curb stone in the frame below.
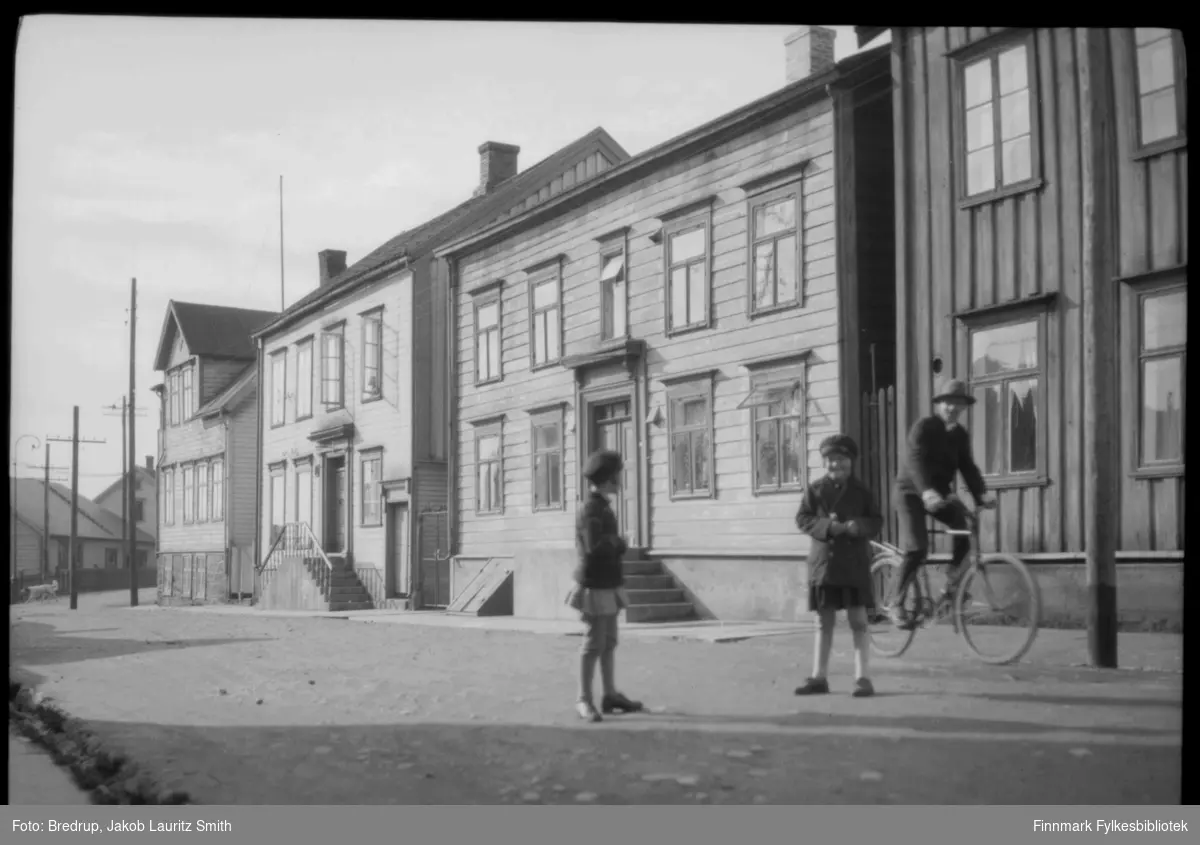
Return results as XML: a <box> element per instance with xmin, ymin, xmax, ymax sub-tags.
<box><xmin>8</xmin><ymin>677</ymin><xmax>192</xmax><ymax>806</ymax></box>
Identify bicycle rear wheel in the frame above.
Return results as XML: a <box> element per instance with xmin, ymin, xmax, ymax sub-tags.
<box><xmin>955</xmin><ymin>553</ymin><xmax>1041</xmax><ymax>665</ymax></box>
<box><xmin>868</xmin><ymin>555</ymin><xmax>918</xmax><ymax>658</ymax></box>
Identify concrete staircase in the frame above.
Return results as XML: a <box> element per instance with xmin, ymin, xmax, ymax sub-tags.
<box><xmin>306</xmin><ymin>555</ymin><xmax>373</xmax><ymax>612</ymax></box>
<box><xmin>623</xmin><ymin>549</ymin><xmax>696</xmax><ymax>623</ymax></box>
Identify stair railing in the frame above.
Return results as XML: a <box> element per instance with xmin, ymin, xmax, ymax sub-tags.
<box><xmin>257</xmin><ymin>523</ymin><xmax>334</xmax><ymax>596</ymax></box>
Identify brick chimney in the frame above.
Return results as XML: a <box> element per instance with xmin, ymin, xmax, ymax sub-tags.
<box><xmin>785</xmin><ymin>26</ymin><xmax>837</xmax><ymax>84</ymax></box>
<box><xmin>318</xmin><ymin>249</ymin><xmax>347</xmax><ymax>287</ymax></box>
<box><xmin>145</xmin><ymin>456</ymin><xmax>155</xmax><ymax>473</ymax></box>
<box><xmin>474</xmin><ymin>141</ymin><xmax>520</xmax><ymax>197</ymax></box>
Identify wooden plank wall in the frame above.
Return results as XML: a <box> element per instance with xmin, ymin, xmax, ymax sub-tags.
<box><xmin>898</xmin><ymin>26</ymin><xmax>1186</xmax><ymax>555</ymax></box>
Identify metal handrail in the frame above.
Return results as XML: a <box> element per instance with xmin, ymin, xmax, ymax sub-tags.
<box><xmin>257</xmin><ymin>522</ymin><xmax>332</xmax><ymax>574</ymax></box>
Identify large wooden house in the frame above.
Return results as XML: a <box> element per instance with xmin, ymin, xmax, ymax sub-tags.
<box><xmin>435</xmin><ymin>28</ymin><xmax>896</xmax><ymax>623</ymax></box>
<box><xmin>152</xmin><ymin>301</ymin><xmax>277</xmax><ymax>605</ymax></box>
<box><xmin>861</xmin><ymin>26</ymin><xmax>1185</xmax><ymax>629</ymax></box>
<box><xmin>251</xmin><ymin>129</ymin><xmax>630</xmax><ymax>611</ymax></box>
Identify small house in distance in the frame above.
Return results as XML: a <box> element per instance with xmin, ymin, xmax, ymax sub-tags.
<box><xmin>93</xmin><ymin>456</ymin><xmax>158</xmax><ymax>547</ymax></box>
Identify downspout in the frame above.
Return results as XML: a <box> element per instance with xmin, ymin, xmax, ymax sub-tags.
<box><xmin>253</xmin><ymin>339</ymin><xmax>264</xmax><ymax>600</ymax></box>
<box><xmin>223</xmin><ymin>412</ymin><xmax>233</xmax><ymax>598</ymax></box>
<box><xmin>445</xmin><ymin>256</ymin><xmax>458</xmax><ymax>560</ymax></box>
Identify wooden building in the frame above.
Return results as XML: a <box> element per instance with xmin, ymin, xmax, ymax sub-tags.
<box><xmin>93</xmin><ymin>457</ymin><xmax>158</xmax><ymax>544</ymax></box>
<box><xmin>152</xmin><ymin>301</ymin><xmax>277</xmax><ymax>605</ymax></box>
<box><xmin>862</xmin><ymin>26</ymin><xmax>1186</xmax><ymax>629</ymax></box>
<box><xmin>251</xmin><ymin>129</ymin><xmax>630</xmax><ymax>611</ymax></box>
<box><xmin>435</xmin><ymin>28</ymin><xmax>896</xmax><ymax>622</ymax></box>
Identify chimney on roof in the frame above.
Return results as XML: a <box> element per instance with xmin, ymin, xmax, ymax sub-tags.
<box><xmin>785</xmin><ymin>26</ymin><xmax>837</xmax><ymax>84</ymax></box>
<box><xmin>145</xmin><ymin>456</ymin><xmax>155</xmax><ymax>473</ymax></box>
<box><xmin>318</xmin><ymin>250</ymin><xmax>347</xmax><ymax>287</ymax></box>
<box><xmin>474</xmin><ymin>141</ymin><xmax>521</xmax><ymax>197</ymax></box>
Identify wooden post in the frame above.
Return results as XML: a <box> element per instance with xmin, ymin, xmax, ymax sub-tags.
<box><xmin>129</xmin><ymin>278</ymin><xmax>138</xmax><ymax>606</ymax></box>
<box><xmin>1078</xmin><ymin>28</ymin><xmax>1119</xmax><ymax>668</ymax></box>
<box><xmin>69</xmin><ymin>407</ymin><xmax>80</xmax><ymax>610</ymax></box>
<box><xmin>42</xmin><ymin>444</ymin><xmax>50</xmax><ymax>580</ymax></box>
<box><xmin>120</xmin><ymin>397</ymin><xmax>128</xmax><ymax>571</ymax></box>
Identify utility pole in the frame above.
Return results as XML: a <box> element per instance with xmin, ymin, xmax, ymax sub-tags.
<box><xmin>48</xmin><ymin>409</ymin><xmax>105</xmax><ymax>610</ymax></box>
<box><xmin>129</xmin><ymin>277</ymin><xmax>138</xmax><ymax>606</ymax></box>
<box><xmin>34</xmin><ymin>445</ymin><xmax>70</xmax><ymax>580</ymax></box>
<box><xmin>279</xmin><ymin>175</ymin><xmax>286</xmax><ymax>310</ymax></box>
<box><xmin>103</xmin><ymin>399</ymin><xmax>146</xmax><ymax>568</ymax></box>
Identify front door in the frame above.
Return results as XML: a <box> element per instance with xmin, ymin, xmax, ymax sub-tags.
<box><xmin>388</xmin><ymin>503</ymin><xmax>409</xmax><ymax>597</ymax></box>
<box><xmin>590</xmin><ymin>398</ymin><xmax>638</xmax><ymax>542</ymax></box>
<box><xmin>418</xmin><ymin>509</ymin><xmax>450</xmax><ymax>609</ymax></box>
<box><xmin>326</xmin><ymin>457</ymin><xmax>347</xmax><ymax>553</ymax></box>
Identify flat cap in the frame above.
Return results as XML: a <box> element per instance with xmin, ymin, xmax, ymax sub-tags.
<box><xmin>819</xmin><ymin>434</ymin><xmax>859</xmax><ymax>460</ymax></box>
<box><xmin>583</xmin><ymin>449</ymin><xmax>624</xmax><ymax>484</ymax></box>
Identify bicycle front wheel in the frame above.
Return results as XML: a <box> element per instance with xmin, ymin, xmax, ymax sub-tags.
<box><xmin>955</xmin><ymin>553</ymin><xmax>1041</xmax><ymax>665</ymax></box>
<box><xmin>868</xmin><ymin>555</ymin><xmax>918</xmax><ymax>658</ymax></box>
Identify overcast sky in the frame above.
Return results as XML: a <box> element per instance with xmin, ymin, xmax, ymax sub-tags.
<box><xmin>11</xmin><ymin>17</ymin><xmax>886</xmax><ymax>499</ymax></box>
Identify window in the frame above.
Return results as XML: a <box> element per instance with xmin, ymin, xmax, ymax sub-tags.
<box><xmin>599</xmin><ymin>249</ymin><xmax>627</xmax><ymax>341</ymax></box>
<box><xmin>1135</xmin><ymin>285</ymin><xmax>1186</xmax><ymax>470</ymax></box>
<box><xmin>169</xmin><ymin>370</ymin><xmax>181</xmax><ymax>426</ymax></box>
<box><xmin>665</xmin><ymin>218</ymin><xmax>709</xmax><ymax>333</ymax></box>
<box><xmin>530</xmin><ymin>276</ymin><xmax>562</xmax><ymax>367</ymax></box>
<box><xmin>666</xmin><ymin>378</ymin><xmax>714</xmax><ymax>499</ymax></box>
<box><xmin>269</xmin><ymin>467</ymin><xmax>286</xmax><ymax>545</ymax></box>
<box><xmin>136</xmin><ymin>550</ymin><xmax>148</xmax><ymax>569</ymax></box>
<box><xmin>1134</xmin><ymin>29</ymin><xmax>1186</xmax><ymax>149</ymax></box>
<box><xmin>295</xmin><ymin>461</ymin><xmax>312</xmax><ymax>532</ymax></box>
<box><xmin>182</xmin><ymin>465</ymin><xmax>195</xmax><ymax>524</ymax></box>
<box><xmin>197</xmin><ymin>462</ymin><xmax>209</xmax><ymax>523</ymax></box>
<box><xmin>105</xmin><ymin>548</ymin><xmax>119</xmax><ymax>569</ymax></box>
<box><xmin>163</xmin><ymin>468</ymin><xmax>175</xmax><ymax>525</ymax></box>
<box><xmin>749</xmin><ymin>184</ymin><xmax>803</xmax><ymax>314</ymax></box>
<box><xmin>475</xmin><ymin>427</ymin><xmax>503</xmax><ymax>514</ymax></box>
<box><xmin>296</xmin><ymin>338</ymin><xmax>313</xmax><ymax>420</ymax></box>
<box><xmin>181</xmin><ymin>364</ymin><xmax>194</xmax><ymax>420</ymax></box>
<box><xmin>531</xmin><ymin>410</ymin><xmax>564</xmax><ymax>510</ymax></box>
<box><xmin>362</xmin><ymin>311</ymin><xmax>383</xmax><ymax>400</ymax></box>
<box><xmin>740</xmin><ymin>361</ymin><xmax>807</xmax><ymax>494</ymax></box>
<box><xmin>321</xmin><ymin>326</ymin><xmax>345</xmax><ymax>408</ymax></box>
<box><xmin>968</xmin><ymin>316</ymin><xmax>1044</xmax><ymax>480</ymax></box>
<box><xmin>134</xmin><ymin>498</ymin><xmax>145</xmax><ymax>523</ymax></box>
<box><xmin>211</xmin><ymin>459</ymin><xmax>224</xmax><ymax>521</ymax></box>
<box><xmin>475</xmin><ymin>299</ymin><xmax>502</xmax><ymax>384</ymax></box>
<box><xmin>959</xmin><ymin>36</ymin><xmax>1038</xmax><ymax>199</ymax></box>
<box><xmin>360</xmin><ymin>452</ymin><xmax>383</xmax><ymax>526</ymax></box>
<box><xmin>271</xmin><ymin>351</ymin><xmax>287</xmax><ymax>427</ymax></box>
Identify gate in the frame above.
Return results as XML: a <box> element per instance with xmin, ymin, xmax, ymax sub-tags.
<box><xmin>416</xmin><ymin>508</ymin><xmax>450</xmax><ymax>609</ymax></box>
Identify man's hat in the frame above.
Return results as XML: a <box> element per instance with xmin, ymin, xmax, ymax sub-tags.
<box><xmin>819</xmin><ymin>434</ymin><xmax>859</xmax><ymax>460</ymax></box>
<box><xmin>583</xmin><ymin>449</ymin><xmax>624</xmax><ymax>484</ymax></box>
<box><xmin>932</xmin><ymin>378</ymin><xmax>976</xmax><ymax>405</ymax></box>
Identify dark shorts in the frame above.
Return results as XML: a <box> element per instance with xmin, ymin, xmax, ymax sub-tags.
<box><xmin>580</xmin><ymin>612</ymin><xmax>619</xmax><ymax>655</ymax></box>
<box><xmin>808</xmin><ymin>585</ymin><xmax>875</xmax><ymax>612</ymax></box>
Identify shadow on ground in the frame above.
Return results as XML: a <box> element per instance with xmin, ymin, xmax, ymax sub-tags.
<box><xmin>11</xmin><ymin>620</ymin><xmax>273</xmax><ymax>667</ymax></box>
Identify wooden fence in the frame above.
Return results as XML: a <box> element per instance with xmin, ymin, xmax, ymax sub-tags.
<box><xmin>857</xmin><ymin>386</ymin><xmax>900</xmax><ymax>546</ymax></box>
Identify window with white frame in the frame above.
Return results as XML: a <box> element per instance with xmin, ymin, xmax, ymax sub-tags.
<box><xmin>182</xmin><ymin>465</ymin><xmax>195</xmax><ymax>524</ymax></box>
<box><xmin>296</xmin><ymin>338</ymin><xmax>314</xmax><ymax>419</ymax></box>
<box><xmin>740</xmin><ymin>360</ymin><xmax>807</xmax><ymax>494</ymax></box>
<box><xmin>959</xmin><ymin>35</ymin><xmax>1039</xmax><ymax>199</ymax></box>
<box><xmin>667</xmin><ymin>377</ymin><xmax>714</xmax><ymax>499</ymax></box>
<box><xmin>362</xmin><ymin>311</ymin><xmax>383</xmax><ymax>400</ymax></box>
<box><xmin>967</xmin><ymin>313</ymin><xmax>1046</xmax><ymax>481</ymax></box>
<box><xmin>321</xmin><ymin>326</ymin><xmax>345</xmax><ymax>408</ymax></box>
<box><xmin>1133</xmin><ymin>28</ymin><xmax>1186</xmax><ymax>149</ymax></box>
<box><xmin>169</xmin><ymin>370</ymin><xmax>181</xmax><ymax>426</ymax></box>
<box><xmin>181</xmin><ymin>364</ymin><xmax>194</xmax><ymax>420</ymax></box>
<box><xmin>530</xmin><ymin>275</ymin><xmax>562</xmax><ymax>367</ymax></box>
<box><xmin>163</xmin><ymin>468</ymin><xmax>175</xmax><ymax>525</ymax></box>
<box><xmin>211</xmin><ymin>459</ymin><xmax>224</xmax><ymax>521</ymax></box>
<box><xmin>1134</xmin><ymin>283</ymin><xmax>1186</xmax><ymax>470</ymax></box>
<box><xmin>665</xmin><ymin>217</ymin><xmax>709</xmax><ymax>333</ymax></box>
<box><xmin>197</xmin><ymin>462</ymin><xmax>209</xmax><ymax>522</ymax></box>
<box><xmin>475</xmin><ymin>298</ymin><xmax>502</xmax><ymax>384</ymax></box>
<box><xmin>749</xmin><ymin>183</ymin><xmax>803</xmax><ymax>314</ymax></box>
<box><xmin>271</xmin><ymin>351</ymin><xmax>287</xmax><ymax>427</ymax></box>
<box><xmin>269</xmin><ymin>466</ymin><xmax>286</xmax><ymax>544</ymax></box>
<box><xmin>531</xmin><ymin>409</ymin><xmax>564</xmax><ymax>510</ymax></box>
<box><xmin>294</xmin><ymin>460</ymin><xmax>312</xmax><ymax>534</ymax></box>
<box><xmin>599</xmin><ymin>249</ymin><xmax>627</xmax><ymax>341</ymax></box>
<box><xmin>475</xmin><ymin>425</ymin><xmax>503</xmax><ymax>514</ymax></box>
<box><xmin>360</xmin><ymin>451</ymin><xmax>383</xmax><ymax>526</ymax></box>
<box><xmin>134</xmin><ymin>498</ymin><xmax>145</xmax><ymax>522</ymax></box>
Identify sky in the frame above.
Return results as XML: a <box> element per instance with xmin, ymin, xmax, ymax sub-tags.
<box><xmin>10</xmin><ymin>17</ymin><xmax>887</xmax><ymax>499</ymax></box>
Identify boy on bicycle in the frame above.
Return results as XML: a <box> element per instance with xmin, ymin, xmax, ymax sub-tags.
<box><xmin>891</xmin><ymin>378</ymin><xmax>995</xmax><ymax>630</ymax></box>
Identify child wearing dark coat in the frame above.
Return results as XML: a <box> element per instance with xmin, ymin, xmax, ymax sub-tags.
<box><xmin>794</xmin><ymin>434</ymin><xmax>884</xmax><ymax>697</ymax></box>
<box><xmin>564</xmin><ymin>449</ymin><xmax>644</xmax><ymax>722</ymax></box>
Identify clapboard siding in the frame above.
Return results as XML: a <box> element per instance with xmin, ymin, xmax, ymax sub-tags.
<box><xmin>13</xmin><ymin>519</ymin><xmax>43</xmax><ymax>577</ymax></box>
<box><xmin>895</xmin><ymin>27</ymin><xmax>1186</xmax><ymax>556</ymax></box>
<box><xmin>200</xmin><ymin>359</ymin><xmax>248</xmax><ymax>406</ymax></box>
<box><xmin>454</xmin><ymin>97</ymin><xmax>855</xmax><ymax>558</ymax></box>
<box><xmin>227</xmin><ymin>387</ymin><xmax>258</xmax><ymax>550</ymax></box>
<box><xmin>159</xmin><ymin>400</ymin><xmax>226</xmax><ymax>553</ymax></box>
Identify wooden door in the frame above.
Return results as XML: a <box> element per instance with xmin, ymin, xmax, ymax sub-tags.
<box><xmin>418</xmin><ymin>509</ymin><xmax>450</xmax><ymax>609</ymax></box>
<box><xmin>388</xmin><ymin>504</ymin><xmax>409</xmax><ymax>597</ymax></box>
<box><xmin>326</xmin><ymin>458</ymin><xmax>346</xmax><ymax>553</ymax></box>
<box><xmin>590</xmin><ymin>398</ymin><xmax>637</xmax><ymax>542</ymax></box>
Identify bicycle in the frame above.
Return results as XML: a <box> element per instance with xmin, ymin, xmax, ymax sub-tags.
<box><xmin>867</xmin><ymin>497</ymin><xmax>1042</xmax><ymax>665</ymax></box>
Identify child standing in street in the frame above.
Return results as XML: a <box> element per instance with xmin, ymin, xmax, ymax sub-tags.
<box><xmin>793</xmin><ymin>434</ymin><xmax>884</xmax><ymax>698</ymax></box>
<box><xmin>566</xmin><ymin>448</ymin><xmax>645</xmax><ymax>722</ymax></box>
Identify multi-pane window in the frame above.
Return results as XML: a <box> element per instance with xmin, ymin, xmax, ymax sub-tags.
<box><xmin>530</xmin><ymin>276</ymin><xmax>561</xmax><ymax>367</ymax></box>
<box><xmin>1136</xmin><ymin>286</ymin><xmax>1186</xmax><ymax>469</ymax></box>
<box><xmin>742</xmin><ymin>366</ymin><xmax>807</xmax><ymax>493</ymax></box>
<box><xmin>105</xmin><ymin>548</ymin><xmax>119</xmax><ymax>569</ymax></box>
<box><xmin>321</xmin><ymin>327</ymin><xmax>344</xmax><ymax>408</ymax></box>
<box><xmin>969</xmin><ymin>316</ymin><xmax>1043</xmax><ymax>479</ymax></box>
<box><xmin>475</xmin><ymin>429</ymin><xmax>503</xmax><ymax>514</ymax></box>
<box><xmin>270</xmin><ymin>469</ymin><xmax>285</xmax><ymax>545</ymax></box>
<box><xmin>163</xmin><ymin>469</ymin><xmax>175</xmax><ymax>525</ymax></box>
<box><xmin>211</xmin><ymin>459</ymin><xmax>224</xmax><ymax>521</ymax></box>
<box><xmin>362</xmin><ymin>311</ymin><xmax>383</xmax><ymax>399</ymax></box>
<box><xmin>667</xmin><ymin>380</ymin><xmax>714</xmax><ymax>499</ymax></box>
<box><xmin>531</xmin><ymin>412</ymin><xmax>564</xmax><ymax>510</ymax></box>
<box><xmin>749</xmin><ymin>185</ymin><xmax>803</xmax><ymax>313</ymax></box>
<box><xmin>600</xmin><ymin>250</ymin><xmax>627</xmax><ymax>341</ymax></box>
<box><xmin>182</xmin><ymin>465</ymin><xmax>195</xmax><ymax>524</ymax></box>
<box><xmin>169</xmin><ymin>370</ymin><xmax>181</xmax><ymax>426</ymax></box>
<box><xmin>197</xmin><ymin>462</ymin><xmax>209</xmax><ymax>523</ymax></box>
<box><xmin>1134</xmin><ymin>28</ymin><xmax>1186</xmax><ymax>148</ymax></box>
<box><xmin>666</xmin><ymin>221</ymin><xmax>708</xmax><ymax>332</ymax></box>
<box><xmin>296</xmin><ymin>338</ymin><xmax>313</xmax><ymax>419</ymax></box>
<box><xmin>181</xmin><ymin>364</ymin><xmax>194</xmax><ymax>420</ymax></box>
<box><xmin>475</xmin><ymin>299</ymin><xmax>502</xmax><ymax>383</ymax></box>
<box><xmin>961</xmin><ymin>38</ymin><xmax>1037</xmax><ymax>197</ymax></box>
<box><xmin>360</xmin><ymin>452</ymin><xmax>383</xmax><ymax>526</ymax></box>
<box><xmin>271</xmin><ymin>351</ymin><xmax>287</xmax><ymax>427</ymax></box>
<box><xmin>134</xmin><ymin>498</ymin><xmax>145</xmax><ymax>523</ymax></box>
<box><xmin>295</xmin><ymin>461</ymin><xmax>312</xmax><ymax>533</ymax></box>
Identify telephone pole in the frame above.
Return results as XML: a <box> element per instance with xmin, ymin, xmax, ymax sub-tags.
<box><xmin>30</xmin><ymin>444</ymin><xmax>70</xmax><ymax>580</ymax></box>
<box><xmin>105</xmin><ymin>394</ymin><xmax>146</xmax><ymax>604</ymax></box>
<box><xmin>128</xmin><ymin>278</ymin><xmax>139</xmax><ymax>605</ymax></box>
<box><xmin>47</xmin><ymin>409</ymin><xmax>106</xmax><ymax>610</ymax></box>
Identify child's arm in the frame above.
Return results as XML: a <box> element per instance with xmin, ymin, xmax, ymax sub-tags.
<box><xmin>578</xmin><ymin>500</ymin><xmax>621</xmax><ymax>558</ymax></box>
<box><xmin>795</xmin><ymin>486</ymin><xmax>837</xmax><ymax>541</ymax></box>
<box><xmin>845</xmin><ymin>484</ymin><xmax>884</xmax><ymax>540</ymax></box>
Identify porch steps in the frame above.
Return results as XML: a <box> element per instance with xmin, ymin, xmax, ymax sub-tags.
<box><xmin>302</xmin><ymin>556</ymin><xmax>375</xmax><ymax>612</ymax></box>
<box><xmin>446</xmin><ymin>558</ymin><xmax>514</xmax><ymax>616</ymax></box>
<box><xmin>621</xmin><ymin>554</ymin><xmax>696</xmax><ymax>623</ymax></box>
